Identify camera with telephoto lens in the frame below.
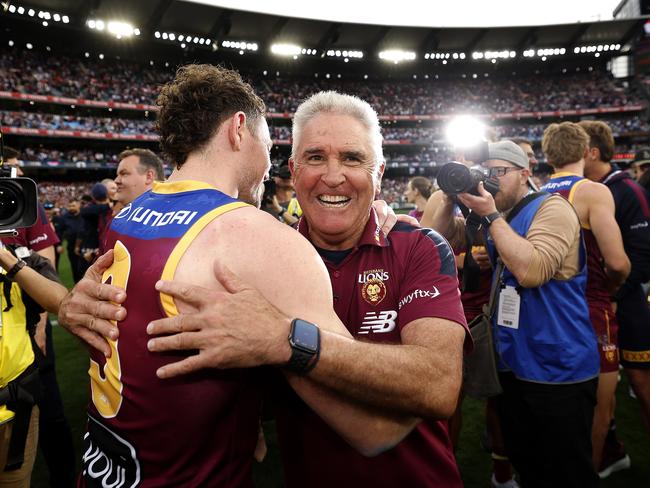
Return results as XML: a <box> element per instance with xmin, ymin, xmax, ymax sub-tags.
<box><xmin>436</xmin><ymin>141</ymin><xmax>499</xmax><ymax>197</ymax></box>
<box><xmin>0</xmin><ymin>165</ymin><xmax>38</xmax><ymax>231</ymax></box>
<box><xmin>436</xmin><ymin>162</ymin><xmax>500</xmax><ymax>196</ymax></box>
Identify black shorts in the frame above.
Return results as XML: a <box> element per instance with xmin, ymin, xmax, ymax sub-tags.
<box><xmin>617</xmin><ymin>285</ymin><xmax>650</xmax><ymax>370</ymax></box>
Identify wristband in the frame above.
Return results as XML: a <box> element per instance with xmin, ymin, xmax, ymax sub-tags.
<box><xmin>5</xmin><ymin>259</ymin><xmax>26</xmax><ymax>281</ymax></box>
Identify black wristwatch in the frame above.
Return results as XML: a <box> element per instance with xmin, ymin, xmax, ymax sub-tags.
<box><xmin>287</xmin><ymin>318</ymin><xmax>320</xmax><ymax>374</ymax></box>
<box><xmin>483</xmin><ymin>212</ymin><xmax>502</xmax><ymax>228</ymax></box>
<box><xmin>5</xmin><ymin>259</ymin><xmax>26</xmax><ymax>281</ymax></box>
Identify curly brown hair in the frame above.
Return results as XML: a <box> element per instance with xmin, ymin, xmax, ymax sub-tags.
<box><xmin>156</xmin><ymin>64</ymin><xmax>266</xmax><ymax>168</ymax></box>
<box><xmin>542</xmin><ymin>122</ymin><xmax>589</xmax><ymax>168</ymax></box>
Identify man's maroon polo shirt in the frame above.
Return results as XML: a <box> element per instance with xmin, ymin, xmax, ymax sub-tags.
<box><xmin>274</xmin><ymin>212</ymin><xmax>469</xmax><ymax>488</ymax></box>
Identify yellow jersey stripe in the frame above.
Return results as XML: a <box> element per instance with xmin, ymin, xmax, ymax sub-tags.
<box><xmin>159</xmin><ymin>201</ymin><xmax>249</xmax><ymax>317</ymax></box>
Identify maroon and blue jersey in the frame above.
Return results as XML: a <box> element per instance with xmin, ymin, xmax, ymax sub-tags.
<box><xmin>542</xmin><ymin>172</ymin><xmax>611</xmax><ymax>306</ymax></box>
<box><xmin>273</xmin><ymin>212</ymin><xmax>469</xmax><ymax>487</ymax></box>
<box><xmin>82</xmin><ymin>181</ymin><xmax>262</xmax><ymax>488</ymax></box>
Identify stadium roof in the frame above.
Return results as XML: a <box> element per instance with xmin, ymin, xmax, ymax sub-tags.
<box><xmin>12</xmin><ymin>0</ymin><xmax>647</xmax><ymax>54</ymax></box>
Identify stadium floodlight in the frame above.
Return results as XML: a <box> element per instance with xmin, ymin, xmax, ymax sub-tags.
<box><xmin>445</xmin><ymin>115</ymin><xmax>486</xmax><ymax>149</ymax></box>
<box><xmin>53</xmin><ymin>13</ymin><xmax>60</xmax><ymax>22</ymax></box>
<box><xmin>18</xmin><ymin>6</ymin><xmax>24</xmax><ymax>14</ymax></box>
<box><xmin>107</xmin><ymin>21</ymin><xmax>137</xmax><ymax>38</ymax></box>
<box><xmin>169</xmin><ymin>33</ymin><xmax>175</xmax><ymax>41</ymax></box>
<box><xmin>87</xmin><ymin>19</ymin><xmax>96</xmax><ymax>29</ymax></box>
<box><xmin>95</xmin><ymin>20</ymin><xmax>105</xmax><ymax>31</ymax></box>
<box><xmin>271</xmin><ymin>43</ymin><xmax>302</xmax><ymax>57</ymax></box>
<box><xmin>8</xmin><ymin>5</ymin><xmax>15</xmax><ymax>13</ymax></box>
<box><xmin>155</xmin><ymin>31</ymin><xmax>161</xmax><ymax>38</ymax></box>
<box><xmin>134</xmin><ymin>28</ymin><xmax>140</xmax><ymax>36</ymax></box>
<box><xmin>26</xmin><ymin>43</ymin><xmax>32</xmax><ymax>50</ymax></box>
<box><xmin>62</xmin><ymin>15</ymin><xmax>69</xmax><ymax>23</ymax></box>
<box><xmin>378</xmin><ymin>49</ymin><xmax>416</xmax><ymax>64</ymax></box>
<box><xmin>42</xmin><ymin>21</ymin><xmax>47</xmax><ymax>26</ymax></box>
<box><xmin>8</xmin><ymin>40</ymin><xmax>13</xmax><ymax>46</ymax></box>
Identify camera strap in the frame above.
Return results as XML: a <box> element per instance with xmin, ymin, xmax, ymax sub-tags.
<box><xmin>461</xmin><ymin>211</ymin><xmax>483</xmax><ymax>293</ymax></box>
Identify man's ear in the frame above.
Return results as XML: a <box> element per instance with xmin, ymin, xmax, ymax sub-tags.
<box><xmin>374</xmin><ymin>161</ymin><xmax>386</xmax><ymax>198</ymax></box>
<box><xmin>289</xmin><ymin>158</ymin><xmax>296</xmax><ymax>176</ymax></box>
<box><xmin>227</xmin><ymin>112</ymin><xmax>247</xmax><ymax>150</ymax></box>
<box><xmin>145</xmin><ymin>169</ymin><xmax>155</xmax><ymax>186</ymax></box>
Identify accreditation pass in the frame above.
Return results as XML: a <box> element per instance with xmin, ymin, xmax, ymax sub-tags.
<box><xmin>497</xmin><ymin>286</ymin><xmax>520</xmax><ymax>329</ymax></box>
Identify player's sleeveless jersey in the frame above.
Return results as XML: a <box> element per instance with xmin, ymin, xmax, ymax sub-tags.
<box><xmin>83</xmin><ymin>181</ymin><xmax>262</xmax><ymax>488</ymax></box>
<box><xmin>542</xmin><ymin>172</ymin><xmax>610</xmax><ymax>305</ymax></box>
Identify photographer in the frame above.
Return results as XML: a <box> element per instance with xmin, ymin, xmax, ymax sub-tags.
<box><xmin>0</xmin><ymin>243</ymin><xmax>67</xmax><ymax>486</ymax></box>
<box><xmin>431</xmin><ymin>140</ymin><xmax>599</xmax><ymax>487</ymax></box>
<box><xmin>262</xmin><ymin>163</ymin><xmax>301</xmax><ymax>225</ymax></box>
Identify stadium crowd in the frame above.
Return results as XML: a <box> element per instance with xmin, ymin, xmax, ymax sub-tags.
<box><xmin>0</xmin><ymin>48</ymin><xmax>644</xmax><ymax>114</ymax></box>
<box><xmin>1</xmin><ymin>110</ymin><xmax>157</xmax><ymax>135</ymax></box>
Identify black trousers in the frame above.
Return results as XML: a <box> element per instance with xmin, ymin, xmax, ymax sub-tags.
<box><xmin>495</xmin><ymin>372</ymin><xmax>599</xmax><ymax>488</ymax></box>
<box><xmin>38</xmin><ymin>319</ymin><xmax>77</xmax><ymax>488</ymax></box>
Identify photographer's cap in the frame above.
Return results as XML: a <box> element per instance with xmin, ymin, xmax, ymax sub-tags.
<box><xmin>487</xmin><ymin>140</ymin><xmax>538</xmax><ymax>190</ymax></box>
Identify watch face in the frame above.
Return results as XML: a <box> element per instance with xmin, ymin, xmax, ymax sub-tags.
<box><xmin>292</xmin><ymin>319</ymin><xmax>319</xmax><ymax>352</ymax></box>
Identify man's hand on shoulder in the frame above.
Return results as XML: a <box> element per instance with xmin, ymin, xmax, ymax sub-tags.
<box><xmin>58</xmin><ymin>250</ymin><xmax>126</xmax><ymax>357</ymax></box>
<box><xmin>147</xmin><ymin>260</ymin><xmax>293</xmax><ymax>378</ymax></box>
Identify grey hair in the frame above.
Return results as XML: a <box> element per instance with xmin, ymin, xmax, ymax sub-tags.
<box><xmin>291</xmin><ymin>91</ymin><xmax>384</xmax><ymax>166</ymax></box>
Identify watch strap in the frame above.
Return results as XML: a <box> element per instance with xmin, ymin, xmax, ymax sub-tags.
<box><xmin>6</xmin><ymin>259</ymin><xmax>26</xmax><ymax>281</ymax></box>
<box><xmin>483</xmin><ymin>212</ymin><xmax>502</xmax><ymax>227</ymax></box>
<box><xmin>287</xmin><ymin>319</ymin><xmax>320</xmax><ymax>374</ymax></box>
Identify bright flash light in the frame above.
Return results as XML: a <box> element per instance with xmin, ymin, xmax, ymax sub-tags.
<box><xmin>445</xmin><ymin>115</ymin><xmax>486</xmax><ymax>148</ymax></box>
<box><xmin>271</xmin><ymin>43</ymin><xmax>302</xmax><ymax>56</ymax></box>
<box><xmin>378</xmin><ymin>49</ymin><xmax>416</xmax><ymax>63</ymax></box>
<box><xmin>107</xmin><ymin>21</ymin><xmax>136</xmax><ymax>37</ymax></box>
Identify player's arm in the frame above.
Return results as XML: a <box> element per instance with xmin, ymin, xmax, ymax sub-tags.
<box><xmin>581</xmin><ymin>183</ymin><xmax>630</xmax><ymax>289</ymax></box>
<box><xmin>290</xmin><ymin>227</ymin><xmax>466</xmax><ymax>420</ymax></box>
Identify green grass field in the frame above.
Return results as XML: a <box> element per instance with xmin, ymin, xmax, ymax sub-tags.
<box><xmin>32</xmin><ymin>249</ymin><xmax>650</xmax><ymax>487</ymax></box>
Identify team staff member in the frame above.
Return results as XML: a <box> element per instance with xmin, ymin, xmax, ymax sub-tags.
<box><xmin>58</xmin><ymin>67</ymin><xmax>467</xmax><ymax>486</ymax></box>
<box><xmin>432</xmin><ymin>140</ymin><xmax>599</xmax><ymax>487</ymax></box>
<box><xmin>540</xmin><ymin>122</ymin><xmax>630</xmax><ymax>470</ymax></box>
<box><xmin>580</xmin><ymin>120</ymin><xmax>650</xmax><ymax>438</ymax></box>
<box><xmin>113</xmin><ymin>148</ymin><xmax>165</xmax><ymax>209</ymax></box>
<box><xmin>59</xmin><ymin>88</ymin><xmax>469</xmax><ymax>486</ymax></box>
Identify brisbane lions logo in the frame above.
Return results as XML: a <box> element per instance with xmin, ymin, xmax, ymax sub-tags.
<box><xmin>361</xmin><ymin>278</ymin><xmax>386</xmax><ymax>305</ymax></box>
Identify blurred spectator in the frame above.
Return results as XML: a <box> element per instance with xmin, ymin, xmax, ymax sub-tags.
<box><xmin>404</xmin><ymin>176</ymin><xmax>434</xmax><ymax>221</ymax></box>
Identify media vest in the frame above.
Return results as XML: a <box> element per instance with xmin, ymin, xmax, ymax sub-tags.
<box><xmin>83</xmin><ymin>181</ymin><xmax>262</xmax><ymax>488</ymax></box>
<box><xmin>486</xmin><ymin>193</ymin><xmax>599</xmax><ymax>384</ymax></box>
<box><xmin>0</xmin><ymin>279</ymin><xmax>34</xmax><ymax>424</ymax></box>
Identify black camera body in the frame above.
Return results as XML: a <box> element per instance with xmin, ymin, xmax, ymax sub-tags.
<box><xmin>436</xmin><ymin>162</ymin><xmax>499</xmax><ymax>197</ymax></box>
<box><xmin>0</xmin><ymin>166</ymin><xmax>38</xmax><ymax>231</ymax></box>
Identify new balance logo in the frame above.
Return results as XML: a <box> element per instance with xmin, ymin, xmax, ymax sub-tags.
<box><xmin>359</xmin><ymin>310</ymin><xmax>397</xmax><ymax>334</ymax></box>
